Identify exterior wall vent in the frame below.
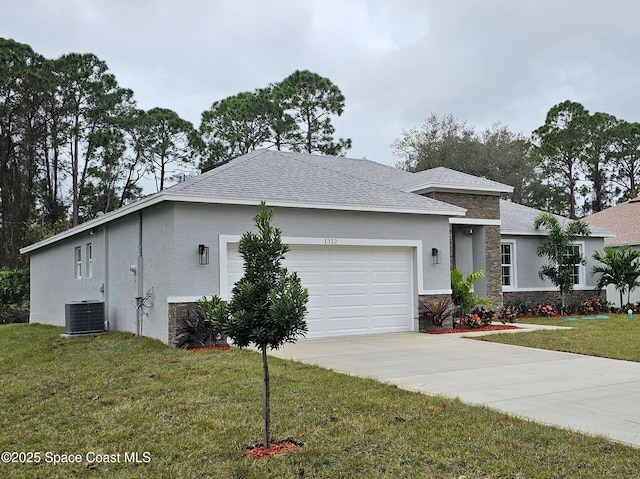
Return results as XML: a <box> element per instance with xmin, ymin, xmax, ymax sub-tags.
<box><xmin>65</xmin><ymin>300</ymin><xmax>105</xmax><ymax>335</ymax></box>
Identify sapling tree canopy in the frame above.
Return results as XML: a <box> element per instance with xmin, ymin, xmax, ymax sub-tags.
<box><xmin>212</xmin><ymin>202</ymin><xmax>308</xmax><ymax>448</ymax></box>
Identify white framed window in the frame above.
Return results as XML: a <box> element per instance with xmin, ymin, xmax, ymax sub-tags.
<box><xmin>501</xmin><ymin>242</ymin><xmax>514</xmax><ymax>287</ymax></box>
<box><xmin>565</xmin><ymin>244</ymin><xmax>584</xmax><ymax>286</ymax></box>
<box><xmin>74</xmin><ymin>246</ymin><xmax>82</xmax><ymax>279</ymax></box>
<box><xmin>86</xmin><ymin>243</ymin><xmax>93</xmax><ymax>278</ymax></box>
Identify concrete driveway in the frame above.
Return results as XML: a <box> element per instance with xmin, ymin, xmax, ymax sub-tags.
<box><xmin>268</xmin><ymin>327</ymin><xmax>640</xmax><ymax>448</ymax></box>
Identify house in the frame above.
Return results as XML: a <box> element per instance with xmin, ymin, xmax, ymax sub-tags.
<box><xmin>583</xmin><ymin>198</ymin><xmax>640</xmax><ymax>306</ymax></box>
<box><xmin>20</xmin><ymin>150</ymin><xmax>611</xmax><ymax>344</ymax></box>
<box><xmin>500</xmin><ymin>200</ymin><xmax>612</xmax><ymax>305</ymax></box>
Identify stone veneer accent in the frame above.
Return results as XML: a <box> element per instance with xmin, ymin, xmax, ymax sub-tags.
<box><xmin>168</xmin><ymin>301</ymin><xmax>200</xmax><ymax>346</ymax></box>
<box><xmin>424</xmin><ymin>192</ymin><xmax>503</xmax><ymax>308</ymax></box>
<box><xmin>484</xmin><ymin>224</ymin><xmax>503</xmax><ymax>308</ymax></box>
<box><xmin>418</xmin><ymin>294</ymin><xmax>454</xmax><ymax>331</ymax></box>
<box><xmin>425</xmin><ymin>192</ymin><xmax>500</xmax><ymax>220</ymax></box>
<box><xmin>503</xmin><ymin>289</ymin><xmax>603</xmax><ymax>307</ymax></box>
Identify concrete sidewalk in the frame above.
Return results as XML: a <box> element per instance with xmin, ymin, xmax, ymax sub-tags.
<box><xmin>268</xmin><ymin>327</ymin><xmax>640</xmax><ymax>448</ymax></box>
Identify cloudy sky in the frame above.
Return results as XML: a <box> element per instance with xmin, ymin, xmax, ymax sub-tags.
<box><xmin>3</xmin><ymin>0</ymin><xmax>640</xmax><ymax>167</ymax></box>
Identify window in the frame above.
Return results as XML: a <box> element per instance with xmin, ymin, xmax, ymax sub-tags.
<box><xmin>86</xmin><ymin>243</ymin><xmax>93</xmax><ymax>278</ymax></box>
<box><xmin>74</xmin><ymin>246</ymin><xmax>82</xmax><ymax>279</ymax></box>
<box><xmin>501</xmin><ymin>243</ymin><xmax>513</xmax><ymax>287</ymax></box>
<box><xmin>565</xmin><ymin>244</ymin><xmax>582</xmax><ymax>285</ymax></box>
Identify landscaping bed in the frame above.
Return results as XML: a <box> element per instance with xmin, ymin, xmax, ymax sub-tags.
<box><xmin>424</xmin><ymin>323</ymin><xmax>520</xmax><ymax>334</ymax></box>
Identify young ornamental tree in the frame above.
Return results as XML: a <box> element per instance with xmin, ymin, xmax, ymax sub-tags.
<box><xmin>591</xmin><ymin>245</ymin><xmax>640</xmax><ymax>307</ymax></box>
<box><xmin>533</xmin><ymin>212</ymin><xmax>591</xmax><ymax>307</ymax></box>
<box><xmin>450</xmin><ymin>268</ymin><xmax>492</xmax><ymax>318</ymax></box>
<box><xmin>213</xmin><ymin>202</ymin><xmax>308</xmax><ymax>449</ymax></box>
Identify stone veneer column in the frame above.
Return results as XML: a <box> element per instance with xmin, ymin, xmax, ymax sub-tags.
<box><xmin>485</xmin><ymin>225</ymin><xmax>503</xmax><ymax>308</ymax></box>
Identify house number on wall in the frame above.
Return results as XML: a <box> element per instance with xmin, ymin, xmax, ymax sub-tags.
<box><xmin>324</xmin><ymin>238</ymin><xmax>338</xmax><ymax>245</ymax></box>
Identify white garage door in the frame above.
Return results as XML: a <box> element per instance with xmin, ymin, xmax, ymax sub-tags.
<box><xmin>226</xmin><ymin>244</ymin><xmax>414</xmax><ymax>338</ymax></box>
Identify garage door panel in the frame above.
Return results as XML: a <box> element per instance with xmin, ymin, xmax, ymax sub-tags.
<box><xmin>327</xmin><ymin>273</ymin><xmax>368</xmax><ymax>286</ymax></box>
<box><xmin>227</xmin><ymin>243</ymin><xmax>413</xmax><ymax>338</ymax></box>
<box><xmin>372</xmin><ymin>292</ymin><xmax>409</xmax><ymax>305</ymax></box>
<box><xmin>327</xmin><ymin>319</ymin><xmax>367</xmax><ymax>332</ymax></box>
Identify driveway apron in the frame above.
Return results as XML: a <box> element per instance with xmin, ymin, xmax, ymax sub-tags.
<box><xmin>268</xmin><ymin>330</ymin><xmax>640</xmax><ymax>448</ymax></box>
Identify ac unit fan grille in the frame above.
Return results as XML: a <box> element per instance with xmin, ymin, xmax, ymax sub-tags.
<box><xmin>65</xmin><ymin>301</ymin><xmax>105</xmax><ymax>335</ymax></box>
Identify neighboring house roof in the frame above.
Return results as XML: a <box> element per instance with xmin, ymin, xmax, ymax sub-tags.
<box><xmin>404</xmin><ymin>167</ymin><xmax>514</xmax><ymax>195</ymax></box>
<box><xmin>500</xmin><ymin>200</ymin><xmax>615</xmax><ymax>238</ymax></box>
<box><xmin>583</xmin><ymin>198</ymin><xmax>640</xmax><ymax>246</ymax></box>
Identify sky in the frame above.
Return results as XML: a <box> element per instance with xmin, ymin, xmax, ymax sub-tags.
<box><xmin>2</xmin><ymin>0</ymin><xmax>640</xmax><ymax>167</ymax></box>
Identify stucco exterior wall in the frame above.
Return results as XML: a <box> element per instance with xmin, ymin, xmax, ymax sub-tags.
<box><xmin>29</xmin><ymin>201</ymin><xmax>453</xmax><ymax>345</ymax></box>
<box><xmin>499</xmin><ymin>234</ymin><xmax>606</xmax><ymax>309</ymax></box>
<box><xmin>170</xmin><ymin>203</ymin><xmax>453</xmax><ymax>299</ymax></box>
<box><xmin>29</xmin><ymin>229</ymin><xmax>106</xmax><ymax>328</ymax></box>
<box><xmin>605</xmin><ymin>244</ymin><xmax>640</xmax><ymax>307</ymax></box>
<box><xmin>27</xmin><ymin>203</ymin><xmax>177</xmax><ymax>343</ymax></box>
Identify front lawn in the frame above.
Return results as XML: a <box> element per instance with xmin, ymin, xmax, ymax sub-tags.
<box><xmin>477</xmin><ymin>314</ymin><xmax>640</xmax><ymax>362</ymax></box>
<box><xmin>1</xmin><ymin>323</ymin><xmax>639</xmax><ymax>478</ymax></box>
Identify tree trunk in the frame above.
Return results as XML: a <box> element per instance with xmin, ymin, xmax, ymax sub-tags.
<box><xmin>261</xmin><ymin>347</ymin><xmax>271</xmax><ymax>449</ymax></box>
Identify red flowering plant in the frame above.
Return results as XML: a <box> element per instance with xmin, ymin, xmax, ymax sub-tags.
<box><xmin>577</xmin><ymin>298</ymin><xmax>607</xmax><ymax>314</ymax></box>
<box><xmin>499</xmin><ymin>305</ymin><xmax>519</xmax><ymax>323</ymax></box>
<box><xmin>458</xmin><ymin>307</ymin><xmax>496</xmax><ymax>328</ymax></box>
<box><xmin>532</xmin><ymin>303</ymin><xmax>556</xmax><ymax>317</ymax></box>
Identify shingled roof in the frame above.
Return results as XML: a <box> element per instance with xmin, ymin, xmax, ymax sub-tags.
<box><xmin>500</xmin><ymin>200</ymin><xmax>614</xmax><ymax>238</ymax></box>
<box><xmin>403</xmin><ymin>166</ymin><xmax>514</xmax><ymax>195</ymax></box>
<box><xmin>583</xmin><ymin>198</ymin><xmax>640</xmax><ymax>246</ymax></box>
<box><xmin>168</xmin><ymin>150</ymin><xmax>465</xmax><ymax>216</ymax></box>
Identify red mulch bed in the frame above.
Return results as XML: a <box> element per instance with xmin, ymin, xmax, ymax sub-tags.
<box><xmin>247</xmin><ymin>439</ymin><xmax>301</xmax><ymax>458</ymax></box>
<box><xmin>188</xmin><ymin>344</ymin><xmax>231</xmax><ymax>353</ymax></box>
<box><xmin>424</xmin><ymin>324</ymin><xmax>520</xmax><ymax>334</ymax></box>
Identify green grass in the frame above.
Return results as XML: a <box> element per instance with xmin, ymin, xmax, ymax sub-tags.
<box><xmin>1</xmin><ymin>324</ymin><xmax>640</xmax><ymax>478</ymax></box>
<box><xmin>477</xmin><ymin>314</ymin><xmax>640</xmax><ymax>362</ymax></box>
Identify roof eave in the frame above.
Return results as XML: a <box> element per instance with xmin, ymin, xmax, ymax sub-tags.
<box><xmin>406</xmin><ymin>184</ymin><xmax>513</xmax><ymax>195</ymax></box>
<box><xmin>161</xmin><ymin>193</ymin><xmax>467</xmax><ymax>217</ymax></box>
<box><xmin>20</xmin><ymin>192</ymin><xmax>466</xmax><ymax>254</ymax></box>
<box><xmin>501</xmin><ymin>229</ymin><xmax>616</xmax><ymax>238</ymax></box>
<box><xmin>19</xmin><ymin>193</ymin><xmax>165</xmax><ymax>254</ymax></box>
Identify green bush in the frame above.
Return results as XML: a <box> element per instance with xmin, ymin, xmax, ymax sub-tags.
<box><xmin>0</xmin><ymin>303</ymin><xmax>29</xmax><ymax>324</ymax></box>
<box><xmin>450</xmin><ymin>268</ymin><xmax>492</xmax><ymax>317</ymax></box>
<box><xmin>0</xmin><ymin>266</ymin><xmax>29</xmax><ymax>307</ymax></box>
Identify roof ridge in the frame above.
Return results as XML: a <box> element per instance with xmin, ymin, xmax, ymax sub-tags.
<box><xmin>284</xmin><ymin>151</ymin><xmax>436</xmax><ymax>196</ymax></box>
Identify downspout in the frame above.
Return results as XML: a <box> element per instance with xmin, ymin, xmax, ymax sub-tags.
<box><xmin>136</xmin><ymin>210</ymin><xmax>144</xmax><ymax>335</ymax></box>
<box><xmin>103</xmin><ymin>224</ymin><xmax>109</xmax><ymax>331</ymax></box>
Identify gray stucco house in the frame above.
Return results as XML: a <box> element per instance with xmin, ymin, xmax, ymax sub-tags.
<box><xmin>20</xmin><ymin>150</ymin><xmax>611</xmax><ymax>344</ymax></box>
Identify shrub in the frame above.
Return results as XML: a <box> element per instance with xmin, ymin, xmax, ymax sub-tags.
<box><xmin>576</xmin><ymin>298</ymin><xmax>608</xmax><ymax>315</ymax></box>
<box><xmin>621</xmin><ymin>302</ymin><xmax>640</xmax><ymax>314</ymax></box>
<box><xmin>531</xmin><ymin>303</ymin><xmax>556</xmax><ymax>317</ymax></box>
<box><xmin>450</xmin><ymin>269</ymin><xmax>492</xmax><ymax>317</ymax></box>
<box><xmin>458</xmin><ymin>307</ymin><xmax>496</xmax><ymax>328</ymax></box>
<box><xmin>0</xmin><ymin>267</ymin><xmax>29</xmax><ymax>308</ymax></box>
<box><xmin>419</xmin><ymin>298</ymin><xmax>453</xmax><ymax>327</ymax></box>
<box><xmin>174</xmin><ymin>302</ymin><xmax>224</xmax><ymax>350</ymax></box>
<box><xmin>0</xmin><ymin>303</ymin><xmax>29</xmax><ymax>324</ymax></box>
<box><xmin>498</xmin><ymin>305</ymin><xmax>519</xmax><ymax>323</ymax></box>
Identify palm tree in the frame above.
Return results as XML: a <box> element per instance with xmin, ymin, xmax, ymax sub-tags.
<box><xmin>533</xmin><ymin>212</ymin><xmax>591</xmax><ymax>307</ymax></box>
<box><xmin>591</xmin><ymin>246</ymin><xmax>640</xmax><ymax>307</ymax></box>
